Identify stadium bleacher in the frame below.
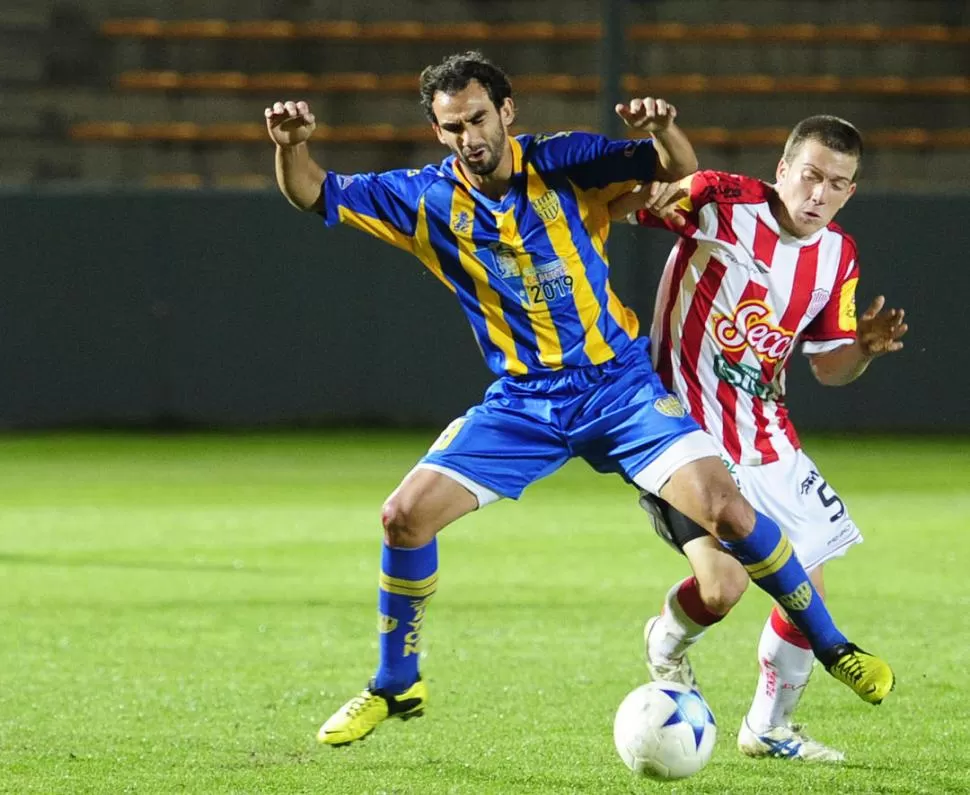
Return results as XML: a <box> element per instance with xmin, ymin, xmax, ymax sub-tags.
<box><xmin>2</xmin><ymin>0</ymin><xmax>968</xmax><ymax>188</ymax></box>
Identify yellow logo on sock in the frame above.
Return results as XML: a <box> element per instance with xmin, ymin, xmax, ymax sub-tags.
<box><xmin>378</xmin><ymin>614</ymin><xmax>399</xmax><ymax>633</ymax></box>
<box><xmin>403</xmin><ymin>598</ymin><xmax>429</xmax><ymax>657</ymax></box>
<box><xmin>778</xmin><ymin>582</ymin><xmax>813</xmax><ymax>612</ymax></box>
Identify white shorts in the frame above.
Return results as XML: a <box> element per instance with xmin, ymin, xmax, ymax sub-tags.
<box><xmin>643</xmin><ymin>449</ymin><xmax>863</xmax><ymax>572</ymax></box>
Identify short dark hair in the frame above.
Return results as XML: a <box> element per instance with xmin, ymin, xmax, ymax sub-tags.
<box><xmin>783</xmin><ymin>115</ymin><xmax>864</xmax><ymax>179</ymax></box>
<box><xmin>419</xmin><ymin>51</ymin><xmax>513</xmax><ymax>123</ymax></box>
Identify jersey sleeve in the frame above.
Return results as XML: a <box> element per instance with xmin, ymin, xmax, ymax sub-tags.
<box><xmin>631</xmin><ymin>170</ymin><xmax>769</xmax><ymax>240</ymax></box>
<box><xmin>317</xmin><ymin>167</ymin><xmax>433</xmax><ymax>252</ymax></box>
<box><xmin>631</xmin><ymin>170</ymin><xmax>712</xmax><ymax>236</ymax></box>
<box><xmin>530</xmin><ymin>131</ymin><xmax>657</xmax><ymax>202</ymax></box>
<box><xmin>801</xmin><ymin>240</ymin><xmax>860</xmax><ymax>355</ymax></box>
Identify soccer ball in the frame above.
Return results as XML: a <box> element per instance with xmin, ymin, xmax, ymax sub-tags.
<box><xmin>613</xmin><ymin>681</ymin><xmax>717</xmax><ymax>779</ymax></box>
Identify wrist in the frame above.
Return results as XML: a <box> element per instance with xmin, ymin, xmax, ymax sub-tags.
<box><xmin>854</xmin><ymin>338</ymin><xmax>876</xmax><ymax>360</ymax></box>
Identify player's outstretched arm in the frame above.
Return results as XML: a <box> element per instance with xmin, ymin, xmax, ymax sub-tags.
<box><xmin>607</xmin><ymin>179</ymin><xmax>690</xmax><ymax>228</ymax></box>
<box><xmin>809</xmin><ymin>295</ymin><xmax>909</xmax><ymax>386</ymax></box>
<box><xmin>266</xmin><ymin>100</ymin><xmax>326</xmax><ymax>212</ymax></box>
<box><xmin>615</xmin><ymin>97</ymin><xmax>697</xmax><ymax>182</ymax></box>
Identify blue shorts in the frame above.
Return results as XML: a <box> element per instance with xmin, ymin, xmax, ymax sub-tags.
<box><xmin>420</xmin><ymin>339</ymin><xmax>703</xmax><ymax>499</ymax></box>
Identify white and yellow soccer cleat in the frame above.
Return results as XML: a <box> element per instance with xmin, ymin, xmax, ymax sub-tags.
<box><xmin>317</xmin><ymin>678</ymin><xmax>427</xmax><ymax>746</ymax></box>
<box><xmin>738</xmin><ymin>718</ymin><xmax>845</xmax><ymax>763</ymax></box>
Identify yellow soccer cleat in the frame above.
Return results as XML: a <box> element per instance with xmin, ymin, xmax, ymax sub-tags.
<box><xmin>317</xmin><ymin>679</ymin><xmax>427</xmax><ymax>746</ymax></box>
<box><xmin>824</xmin><ymin>643</ymin><xmax>895</xmax><ymax>705</ymax></box>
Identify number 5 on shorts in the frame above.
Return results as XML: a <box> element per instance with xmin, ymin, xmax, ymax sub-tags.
<box><xmin>816</xmin><ymin>480</ymin><xmax>846</xmax><ymax>523</ymax></box>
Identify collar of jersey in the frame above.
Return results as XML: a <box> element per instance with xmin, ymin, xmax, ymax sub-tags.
<box><xmin>446</xmin><ymin>135</ymin><xmax>526</xmax><ymax>210</ymax></box>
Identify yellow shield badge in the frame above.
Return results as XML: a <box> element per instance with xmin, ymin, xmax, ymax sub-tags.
<box><xmin>530</xmin><ymin>190</ymin><xmax>561</xmax><ymax>221</ymax></box>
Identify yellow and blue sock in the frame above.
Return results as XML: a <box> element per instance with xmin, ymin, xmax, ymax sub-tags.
<box><xmin>720</xmin><ymin>511</ymin><xmax>846</xmax><ymax>654</ymax></box>
<box><xmin>374</xmin><ymin>539</ymin><xmax>437</xmax><ymax>693</ymax></box>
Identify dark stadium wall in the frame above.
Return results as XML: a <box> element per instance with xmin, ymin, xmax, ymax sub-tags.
<box><xmin>0</xmin><ymin>191</ymin><xmax>966</xmax><ymax>432</ymax></box>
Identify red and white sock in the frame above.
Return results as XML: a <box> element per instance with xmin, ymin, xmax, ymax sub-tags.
<box><xmin>745</xmin><ymin>606</ymin><xmax>815</xmax><ymax>733</ymax></box>
<box><xmin>648</xmin><ymin>576</ymin><xmax>724</xmax><ymax>662</ymax></box>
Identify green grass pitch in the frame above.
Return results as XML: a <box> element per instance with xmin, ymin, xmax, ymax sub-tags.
<box><xmin>0</xmin><ymin>432</ymin><xmax>967</xmax><ymax>794</ymax></box>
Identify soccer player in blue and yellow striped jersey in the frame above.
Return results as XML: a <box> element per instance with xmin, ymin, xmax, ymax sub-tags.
<box><xmin>265</xmin><ymin>51</ymin><xmax>893</xmax><ymax>746</ymax></box>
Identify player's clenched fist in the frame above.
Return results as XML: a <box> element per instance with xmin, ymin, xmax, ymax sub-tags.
<box><xmin>615</xmin><ymin>97</ymin><xmax>677</xmax><ymax>133</ymax></box>
<box><xmin>265</xmin><ymin>100</ymin><xmax>317</xmax><ymax>146</ymax></box>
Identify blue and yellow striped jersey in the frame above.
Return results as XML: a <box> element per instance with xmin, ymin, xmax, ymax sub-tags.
<box><xmin>318</xmin><ymin>132</ymin><xmax>656</xmax><ymax>376</ymax></box>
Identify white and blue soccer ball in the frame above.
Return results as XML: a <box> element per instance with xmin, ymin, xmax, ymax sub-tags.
<box><xmin>613</xmin><ymin>681</ymin><xmax>717</xmax><ymax>779</ymax></box>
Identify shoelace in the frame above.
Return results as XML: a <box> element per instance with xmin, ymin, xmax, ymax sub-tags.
<box><xmin>344</xmin><ymin>690</ymin><xmax>376</xmax><ymax>719</ymax></box>
<box><xmin>834</xmin><ymin>653</ymin><xmax>865</xmax><ymax>683</ymax></box>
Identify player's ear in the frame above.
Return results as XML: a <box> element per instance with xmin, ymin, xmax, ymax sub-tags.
<box><xmin>431</xmin><ymin>122</ymin><xmax>446</xmax><ymax>146</ymax></box>
<box><xmin>775</xmin><ymin>157</ymin><xmax>788</xmax><ymax>183</ymax></box>
<box><xmin>842</xmin><ymin>182</ymin><xmax>857</xmax><ymax>206</ymax></box>
<box><xmin>499</xmin><ymin>97</ymin><xmax>516</xmax><ymax>128</ymax></box>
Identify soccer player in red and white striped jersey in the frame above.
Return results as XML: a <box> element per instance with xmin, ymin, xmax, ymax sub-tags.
<box><xmin>614</xmin><ymin>116</ymin><xmax>908</xmax><ymax>762</ymax></box>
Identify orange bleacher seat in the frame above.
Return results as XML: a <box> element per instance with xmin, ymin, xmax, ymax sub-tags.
<box><xmin>412</xmin><ymin>22</ymin><xmax>490</xmax><ymax>41</ymax></box>
<box><xmin>488</xmin><ymin>21</ymin><xmax>558</xmax><ymax>41</ymax></box>
<box><xmin>116</xmin><ymin>71</ymin><xmax>181</xmax><ymax>90</ymax></box>
<box><xmin>627</xmin><ymin>23</ymin><xmax>689</xmax><ymax>42</ymax></box>
<box><xmin>731</xmin><ymin>128</ymin><xmax>790</xmax><ymax>146</ymax></box>
<box><xmin>817</xmin><ymin>24</ymin><xmax>883</xmax><ymax>42</ymax></box>
<box><xmin>298</xmin><ymin>20</ymin><xmax>361</xmax><ymax>39</ymax></box>
<box><xmin>312</xmin><ymin>73</ymin><xmax>381</xmax><ymax>92</ymax></box>
<box><xmin>215</xmin><ymin>173</ymin><xmax>274</xmax><ymax>189</ymax></box>
<box><xmin>248</xmin><ymin>73</ymin><xmax>312</xmax><ymax>92</ymax></box>
<box><xmin>181</xmin><ymin>72</ymin><xmax>248</xmax><ymax>91</ymax></box>
<box><xmin>359</xmin><ymin>21</ymin><xmax>424</xmax><ymax>40</ymax></box>
<box><xmin>198</xmin><ymin>123</ymin><xmax>265</xmax><ymax>142</ymax></box>
<box><xmin>227</xmin><ymin>20</ymin><xmax>295</xmax><ymax>39</ymax></box>
<box><xmin>69</xmin><ymin>122</ymin><xmax>970</xmax><ymax>149</ymax></box>
<box><xmin>71</xmin><ymin>121</ymin><xmax>134</xmax><ymax>141</ymax></box>
<box><xmin>162</xmin><ymin>20</ymin><xmax>229</xmax><ymax>38</ymax></box>
<box><xmin>99</xmin><ymin>19</ymin><xmax>970</xmax><ymax>45</ymax></box>
<box><xmin>112</xmin><ymin>70</ymin><xmax>970</xmax><ymax>98</ymax></box>
<box><xmin>910</xmin><ymin>77</ymin><xmax>970</xmax><ymax>96</ymax></box>
<box><xmin>100</xmin><ymin>18</ymin><xmax>162</xmax><ymax>37</ymax></box>
<box><xmin>756</xmin><ymin>23</ymin><xmax>820</xmax><ymax>42</ymax></box>
<box><xmin>883</xmin><ymin>24</ymin><xmax>951</xmax><ymax>43</ymax></box>
<box><xmin>846</xmin><ymin>76</ymin><xmax>909</xmax><ymax>94</ymax></box>
<box><xmin>133</xmin><ymin>122</ymin><xmax>201</xmax><ymax>141</ymax></box>
<box><xmin>774</xmin><ymin>75</ymin><xmax>841</xmax><ymax>93</ymax></box>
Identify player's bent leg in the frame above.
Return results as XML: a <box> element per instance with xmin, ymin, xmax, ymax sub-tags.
<box><xmin>644</xmin><ymin>535</ymin><xmax>747</xmax><ymax>689</ymax></box>
<box><xmin>318</xmin><ymin>468</ymin><xmax>486</xmax><ymax>746</ymax></box>
<box><xmin>655</xmin><ymin>453</ymin><xmax>894</xmax><ymax>704</ymax></box>
<box><xmin>740</xmin><ymin>566</ymin><xmax>844</xmax><ymax>762</ymax></box>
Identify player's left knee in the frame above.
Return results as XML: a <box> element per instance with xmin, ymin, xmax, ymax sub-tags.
<box><xmin>696</xmin><ymin>559</ymin><xmax>749</xmax><ymax>615</ymax></box>
<box><xmin>709</xmin><ymin>493</ymin><xmax>755</xmax><ymax>542</ymax></box>
<box><xmin>381</xmin><ymin>497</ymin><xmax>432</xmax><ymax>548</ymax></box>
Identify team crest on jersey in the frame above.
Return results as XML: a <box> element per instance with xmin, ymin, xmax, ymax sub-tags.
<box><xmin>807</xmin><ymin>288</ymin><xmax>831</xmax><ymax>318</ymax></box>
<box><xmin>654</xmin><ymin>395</ymin><xmax>686</xmax><ymax>418</ymax></box>
<box><xmin>530</xmin><ymin>190</ymin><xmax>561</xmax><ymax>222</ymax></box>
<box><xmin>451</xmin><ymin>210</ymin><xmax>472</xmax><ymax>235</ymax></box>
<box><xmin>712</xmin><ymin>300</ymin><xmax>794</xmax><ymax>363</ymax></box>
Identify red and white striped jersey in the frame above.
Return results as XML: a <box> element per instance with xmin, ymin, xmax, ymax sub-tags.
<box><xmin>636</xmin><ymin>170</ymin><xmax>860</xmax><ymax>465</ymax></box>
